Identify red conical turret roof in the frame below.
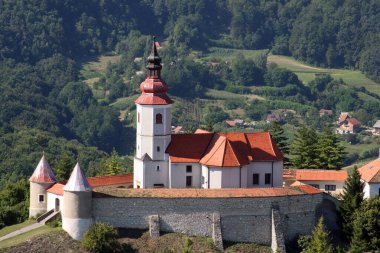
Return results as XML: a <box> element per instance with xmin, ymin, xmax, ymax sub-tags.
<box><xmin>135</xmin><ymin>37</ymin><xmax>173</xmax><ymax>105</ymax></box>
<box><xmin>29</xmin><ymin>154</ymin><xmax>57</xmax><ymax>183</ymax></box>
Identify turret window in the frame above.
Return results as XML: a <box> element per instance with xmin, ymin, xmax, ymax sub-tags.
<box><xmin>156</xmin><ymin>113</ymin><xmax>162</xmax><ymax>124</ymax></box>
<box><xmin>156</xmin><ymin>166</ymin><xmax>160</xmax><ymax>171</ymax></box>
<box><xmin>38</xmin><ymin>194</ymin><xmax>45</xmax><ymax>203</ymax></box>
<box><xmin>157</xmin><ymin>146</ymin><xmax>160</xmax><ymax>152</ymax></box>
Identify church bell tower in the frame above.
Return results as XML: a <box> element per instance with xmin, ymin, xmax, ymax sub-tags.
<box><xmin>133</xmin><ymin>37</ymin><xmax>173</xmax><ymax>188</ymax></box>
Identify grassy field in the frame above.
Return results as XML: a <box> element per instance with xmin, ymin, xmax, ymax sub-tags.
<box><xmin>0</xmin><ymin>220</ymin><xmax>34</xmax><ymax>238</ymax></box>
<box><xmin>80</xmin><ymin>54</ymin><xmax>121</xmax><ymax>80</ymax></box>
<box><xmin>268</xmin><ymin>55</ymin><xmax>380</xmax><ymax>95</ymax></box>
<box><xmin>205</xmin><ymin>88</ymin><xmax>264</xmax><ymax>101</ymax></box>
<box><xmin>0</xmin><ymin>226</ymin><xmax>61</xmax><ymax>249</ymax></box>
<box><xmin>201</xmin><ymin>47</ymin><xmax>269</xmax><ymax>61</ymax></box>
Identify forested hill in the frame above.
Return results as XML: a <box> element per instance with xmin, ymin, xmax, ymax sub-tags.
<box><xmin>0</xmin><ymin>0</ymin><xmax>379</xmax><ymax>81</ymax></box>
<box><xmin>0</xmin><ymin>0</ymin><xmax>379</xmax><ymax>186</ymax></box>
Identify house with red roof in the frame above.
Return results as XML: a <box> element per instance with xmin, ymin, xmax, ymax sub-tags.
<box><xmin>133</xmin><ymin>39</ymin><xmax>284</xmax><ymax>189</ymax></box>
<box><xmin>359</xmin><ymin>151</ymin><xmax>380</xmax><ymax>198</ymax></box>
<box><xmin>336</xmin><ymin>112</ymin><xmax>361</xmax><ymax>134</ymax></box>
<box><xmin>284</xmin><ymin>169</ymin><xmax>348</xmax><ymax>195</ymax></box>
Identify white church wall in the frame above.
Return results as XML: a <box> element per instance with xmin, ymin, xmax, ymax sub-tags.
<box><xmin>201</xmin><ymin>165</ymin><xmax>209</xmax><ymax>188</ymax></box>
<box><xmin>144</xmin><ymin>160</ymin><xmax>169</xmax><ymax>188</ymax></box>
<box><xmin>137</xmin><ymin>135</ymin><xmax>171</xmax><ymax>160</ymax></box>
<box><xmin>366</xmin><ymin>182</ymin><xmax>380</xmax><ymax>198</ymax></box>
<box><xmin>240</xmin><ymin>166</ymin><xmax>248</xmax><ymax>188</ymax></box>
<box><xmin>133</xmin><ymin>158</ymin><xmax>145</xmax><ymax>188</ymax></box>
<box><xmin>137</xmin><ymin>105</ymin><xmax>171</xmax><ymax>137</ymax></box>
<box><xmin>209</xmin><ymin>167</ymin><xmax>222</xmax><ymax>188</ymax></box>
<box><xmin>169</xmin><ymin>163</ymin><xmax>201</xmax><ymax>188</ymax></box>
<box><xmin>221</xmin><ymin>167</ymin><xmax>241</xmax><ymax>188</ymax></box>
<box><xmin>247</xmin><ymin>161</ymin><xmax>283</xmax><ymax>188</ymax></box>
<box><xmin>47</xmin><ymin>192</ymin><xmax>63</xmax><ymax>212</ymax></box>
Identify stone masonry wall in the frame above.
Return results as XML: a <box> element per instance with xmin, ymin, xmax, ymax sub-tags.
<box><xmin>92</xmin><ymin>193</ymin><xmax>324</xmax><ymax>244</ymax></box>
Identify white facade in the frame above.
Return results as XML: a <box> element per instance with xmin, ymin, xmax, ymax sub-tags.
<box><xmin>363</xmin><ymin>181</ymin><xmax>380</xmax><ymax>199</ymax></box>
<box><xmin>134</xmin><ymin>104</ymin><xmax>171</xmax><ymax>188</ymax></box>
<box><xmin>297</xmin><ymin>180</ymin><xmax>345</xmax><ymax>196</ymax></box>
<box><xmin>47</xmin><ymin>192</ymin><xmax>64</xmax><ymax>212</ymax></box>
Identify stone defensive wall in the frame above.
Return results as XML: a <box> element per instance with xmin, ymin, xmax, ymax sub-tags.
<box><xmin>92</xmin><ymin>186</ymin><xmax>337</xmax><ymax>252</ymax></box>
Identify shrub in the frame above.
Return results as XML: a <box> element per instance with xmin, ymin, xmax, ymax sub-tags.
<box><xmin>82</xmin><ymin>223</ymin><xmax>120</xmax><ymax>253</ymax></box>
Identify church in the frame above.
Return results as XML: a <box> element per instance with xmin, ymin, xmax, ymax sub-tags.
<box><xmin>133</xmin><ymin>39</ymin><xmax>284</xmax><ymax>189</ymax></box>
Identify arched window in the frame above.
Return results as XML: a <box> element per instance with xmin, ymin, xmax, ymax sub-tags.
<box><xmin>156</xmin><ymin>113</ymin><xmax>162</xmax><ymax>124</ymax></box>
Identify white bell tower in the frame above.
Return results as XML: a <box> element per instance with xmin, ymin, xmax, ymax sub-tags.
<box><xmin>133</xmin><ymin>37</ymin><xmax>173</xmax><ymax>188</ymax></box>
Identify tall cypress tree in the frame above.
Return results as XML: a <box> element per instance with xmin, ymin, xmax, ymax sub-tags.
<box><xmin>315</xmin><ymin>128</ymin><xmax>345</xmax><ymax>169</ymax></box>
<box><xmin>268</xmin><ymin>121</ymin><xmax>290</xmax><ymax>166</ymax></box>
<box><xmin>290</xmin><ymin>126</ymin><xmax>318</xmax><ymax>169</ymax></box>
<box><xmin>339</xmin><ymin>166</ymin><xmax>365</xmax><ymax>240</ymax></box>
<box><xmin>301</xmin><ymin>217</ymin><xmax>334</xmax><ymax>253</ymax></box>
<box><xmin>55</xmin><ymin>152</ymin><xmax>74</xmax><ymax>181</ymax></box>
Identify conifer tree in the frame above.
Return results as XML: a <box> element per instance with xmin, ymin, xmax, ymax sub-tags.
<box><xmin>290</xmin><ymin>126</ymin><xmax>318</xmax><ymax>169</ymax></box>
<box><xmin>55</xmin><ymin>152</ymin><xmax>74</xmax><ymax>181</ymax></box>
<box><xmin>315</xmin><ymin>128</ymin><xmax>345</xmax><ymax>169</ymax></box>
<box><xmin>268</xmin><ymin>121</ymin><xmax>290</xmax><ymax>166</ymax></box>
<box><xmin>339</xmin><ymin>166</ymin><xmax>364</xmax><ymax>240</ymax></box>
<box><xmin>350</xmin><ymin>196</ymin><xmax>380</xmax><ymax>252</ymax></box>
<box><xmin>100</xmin><ymin>148</ymin><xmax>124</xmax><ymax>176</ymax></box>
<box><xmin>301</xmin><ymin>217</ymin><xmax>334</xmax><ymax>253</ymax></box>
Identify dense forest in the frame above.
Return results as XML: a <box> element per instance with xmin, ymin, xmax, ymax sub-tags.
<box><xmin>0</xmin><ymin>0</ymin><xmax>379</xmax><ymax>186</ymax></box>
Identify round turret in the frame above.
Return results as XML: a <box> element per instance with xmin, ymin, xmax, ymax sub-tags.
<box><xmin>62</xmin><ymin>162</ymin><xmax>93</xmax><ymax>240</ymax></box>
<box><xmin>29</xmin><ymin>154</ymin><xmax>57</xmax><ymax>217</ymax></box>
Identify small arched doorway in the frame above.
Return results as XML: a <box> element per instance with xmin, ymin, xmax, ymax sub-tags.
<box><xmin>55</xmin><ymin>198</ymin><xmax>60</xmax><ymax>212</ymax></box>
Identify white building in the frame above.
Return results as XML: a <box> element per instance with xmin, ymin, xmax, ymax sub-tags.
<box><xmin>285</xmin><ymin>169</ymin><xmax>348</xmax><ymax>196</ymax></box>
<box><xmin>359</xmin><ymin>153</ymin><xmax>380</xmax><ymax>198</ymax></box>
<box><xmin>133</xmin><ymin>40</ymin><xmax>284</xmax><ymax>189</ymax></box>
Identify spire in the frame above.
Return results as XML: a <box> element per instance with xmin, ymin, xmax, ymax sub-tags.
<box><xmin>135</xmin><ymin>36</ymin><xmax>173</xmax><ymax>105</ymax></box>
<box><xmin>30</xmin><ymin>154</ymin><xmax>57</xmax><ymax>183</ymax></box>
<box><xmin>63</xmin><ymin>162</ymin><xmax>92</xmax><ymax>192</ymax></box>
<box><xmin>147</xmin><ymin>36</ymin><xmax>162</xmax><ymax>78</ymax></box>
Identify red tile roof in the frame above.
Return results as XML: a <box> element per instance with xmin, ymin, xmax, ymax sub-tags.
<box><xmin>167</xmin><ymin>133</ymin><xmax>214</xmax><ymax>163</ymax></box>
<box><xmin>166</xmin><ymin>132</ymin><xmax>283</xmax><ymax>166</ymax></box>
<box><xmin>359</xmin><ymin>158</ymin><xmax>380</xmax><ymax>183</ymax></box>
<box><xmin>46</xmin><ymin>183</ymin><xmax>65</xmax><ymax>195</ymax></box>
<box><xmin>339</xmin><ymin>112</ymin><xmax>350</xmax><ymax>123</ymax></box>
<box><xmin>226</xmin><ymin>120</ymin><xmax>236</xmax><ymax>127</ymax></box>
<box><xmin>347</xmin><ymin>118</ymin><xmax>361</xmax><ymax>126</ymax></box>
<box><xmin>87</xmin><ymin>173</ymin><xmax>133</xmax><ymax>187</ymax></box>
<box><xmin>294</xmin><ymin>169</ymin><xmax>348</xmax><ymax>181</ymax></box>
<box><xmin>93</xmin><ymin>186</ymin><xmax>320</xmax><ymax>198</ymax></box>
<box><xmin>46</xmin><ymin>173</ymin><xmax>134</xmax><ymax>195</ymax></box>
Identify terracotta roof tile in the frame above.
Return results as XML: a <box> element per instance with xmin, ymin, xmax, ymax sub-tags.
<box><xmin>29</xmin><ymin>155</ymin><xmax>57</xmax><ymax>183</ymax></box>
<box><xmin>194</xmin><ymin>129</ymin><xmax>211</xmax><ymax>133</ymax></box>
<box><xmin>87</xmin><ymin>173</ymin><xmax>133</xmax><ymax>187</ymax></box>
<box><xmin>245</xmin><ymin>132</ymin><xmax>283</xmax><ymax>161</ymax></box>
<box><xmin>339</xmin><ymin>112</ymin><xmax>350</xmax><ymax>123</ymax></box>
<box><xmin>295</xmin><ymin>169</ymin><xmax>348</xmax><ymax>181</ymax></box>
<box><xmin>167</xmin><ymin>132</ymin><xmax>283</xmax><ymax>165</ymax></box>
<box><xmin>359</xmin><ymin>158</ymin><xmax>380</xmax><ymax>183</ymax></box>
<box><xmin>46</xmin><ymin>183</ymin><xmax>65</xmax><ymax>195</ymax></box>
<box><xmin>167</xmin><ymin>133</ymin><xmax>214</xmax><ymax>163</ymax></box>
<box><xmin>347</xmin><ymin>118</ymin><xmax>361</xmax><ymax>126</ymax></box>
<box><xmin>93</xmin><ymin>186</ymin><xmax>321</xmax><ymax>198</ymax></box>
<box><xmin>47</xmin><ymin>174</ymin><xmax>134</xmax><ymax>195</ymax></box>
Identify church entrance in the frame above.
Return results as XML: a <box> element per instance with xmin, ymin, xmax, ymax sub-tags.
<box><xmin>55</xmin><ymin>198</ymin><xmax>60</xmax><ymax>212</ymax></box>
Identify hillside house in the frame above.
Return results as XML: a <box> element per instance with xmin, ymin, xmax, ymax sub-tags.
<box><xmin>319</xmin><ymin>109</ymin><xmax>333</xmax><ymax>117</ymax></box>
<box><xmin>266</xmin><ymin>114</ymin><xmax>282</xmax><ymax>123</ymax></box>
<box><xmin>373</xmin><ymin>120</ymin><xmax>380</xmax><ymax>135</ymax></box>
<box><xmin>336</xmin><ymin>112</ymin><xmax>361</xmax><ymax>134</ymax></box>
<box><xmin>359</xmin><ymin>151</ymin><xmax>380</xmax><ymax>198</ymax></box>
<box><xmin>226</xmin><ymin>119</ymin><xmax>244</xmax><ymax>128</ymax></box>
<box><xmin>283</xmin><ymin>169</ymin><xmax>347</xmax><ymax>195</ymax></box>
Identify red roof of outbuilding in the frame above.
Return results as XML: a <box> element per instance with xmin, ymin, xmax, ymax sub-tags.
<box><xmin>166</xmin><ymin>132</ymin><xmax>283</xmax><ymax>166</ymax></box>
<box><xmin>29</xmin><ymin>155</ymin><xmax>57</xmax><ymax>183</ymax></box>
<box><xmin>87</xmin><ymin>173</ymin><xmax>134</xmax><ymax>187</ymax></box>
<box><xmin>294</xmin><ymin>169</ymin><xmax>348</xmax><ymax>181</ymax></box>
<box><xmin>46</xmin><ymin>173</ymin><xmax>134</xmax><ymax>196</ymax></box>
<box><xmin>359</xmin><ymin>158</ymin><xmax>380</xmax><ymax>183</ymax></box>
